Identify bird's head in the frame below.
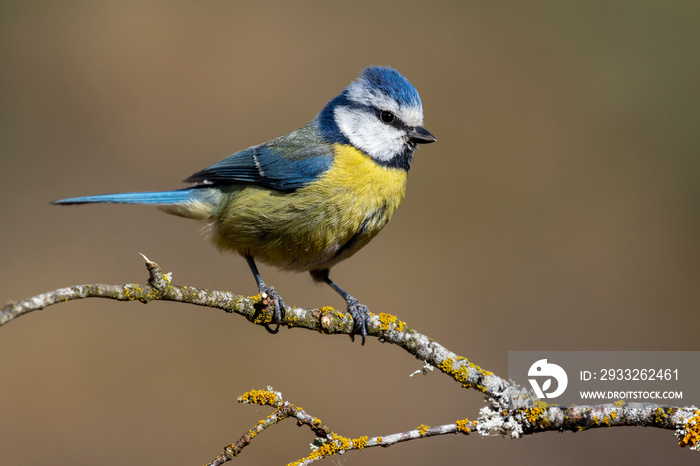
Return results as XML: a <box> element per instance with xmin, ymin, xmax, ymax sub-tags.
<box><xmin>316</xmin><ymin>66</ymin><xmax>436</xmax><ymax>170</ymax></box>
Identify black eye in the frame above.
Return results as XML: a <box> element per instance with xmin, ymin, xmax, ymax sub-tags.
<box><xmin>379</xmin><ymin>110</ymin><xmax>396</xmax><ymax>124</ymax></box>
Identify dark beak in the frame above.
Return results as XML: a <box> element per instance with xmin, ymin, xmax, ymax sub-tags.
<box><xmin>409</xmin><ymin>126</ymin><xmax>437</xmax><ymax>144</ymax></box>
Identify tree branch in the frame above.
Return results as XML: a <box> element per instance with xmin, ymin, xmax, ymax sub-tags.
<box><xmin>205</xmin><ymin>387</ymin><xmax>476</xmax><ymax>465</ymax></box>
<box><xmin>2</xmin><ymin>256</ymin><xmax>699</xmax><ymax>463</ymax></box>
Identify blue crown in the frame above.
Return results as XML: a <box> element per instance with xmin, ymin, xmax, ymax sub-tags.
<box><xmin>359</xmin><ymin>66</ymin><xmax>422</xmax><ymax>108</ymax></box>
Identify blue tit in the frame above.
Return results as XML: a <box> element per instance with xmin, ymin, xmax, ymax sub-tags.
<box><xmin>53</xmin><ymin>66</ymin><xmax>436</xmax><ymax>343</ymax></box>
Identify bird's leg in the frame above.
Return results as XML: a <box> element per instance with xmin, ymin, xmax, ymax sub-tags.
<box><xmin>311</xmin><ymin>269</ymin><xmax>370</xmax><ymax>345</ymax></box>
<box><xmin>245</xmin><ymin>255</ymin><xmax>285</xmax><ymax>334</ymax></box>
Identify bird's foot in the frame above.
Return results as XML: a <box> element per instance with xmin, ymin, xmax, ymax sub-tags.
<box><xmin>257</xmin><ymin>284</ymin><xmax>286</xmax><ymax>334</ymax></box>
<box><xmin>346</xmin><ymin>297</ymin><xmax>370</xmax><ymax>345</ymax></box>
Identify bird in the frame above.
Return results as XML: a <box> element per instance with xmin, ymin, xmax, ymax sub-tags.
<box><xmin>53</xmin><ymin>66</ymin><xmax>436</xmax><ymax>343</ymax></box>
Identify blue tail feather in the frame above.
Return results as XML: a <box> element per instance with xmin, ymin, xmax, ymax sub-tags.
<box><xmin>52</xmin><ymin>189</ymin><xmax>197</xmax><ymax>205</ymax></box>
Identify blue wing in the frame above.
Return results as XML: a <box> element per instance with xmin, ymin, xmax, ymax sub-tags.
<box><xmin>185</xmin><ymin>122</ymin><xmax>333</xmax><ymax>192</ymax></box>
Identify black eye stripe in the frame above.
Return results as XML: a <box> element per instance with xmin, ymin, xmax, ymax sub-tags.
<box><xmin>375</xmin><ymin>109</ymin><xmax>408</xmax><ymax>131</ymax></box>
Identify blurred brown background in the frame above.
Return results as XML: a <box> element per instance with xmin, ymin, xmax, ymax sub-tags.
<box><xmin>1</xmin><ymin>1</ymin><xmax>699</xmax><ymax>465</ymax></box>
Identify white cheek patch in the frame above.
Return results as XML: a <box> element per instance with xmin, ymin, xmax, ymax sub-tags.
<box><xmin>334</xmin><ymin>106</ymin><xmax>404</xmax><ymax>162</ymax></box>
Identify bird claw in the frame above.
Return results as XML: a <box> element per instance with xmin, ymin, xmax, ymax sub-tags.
<box><xmin>346</xmin><ymin>297</ymin><xmax>370</xmax><ymax>345</ymax></box>
<box><xmin>258</xmin><ymin>285</ymin><xmax>285</xmax><ymax>334</ymax></box>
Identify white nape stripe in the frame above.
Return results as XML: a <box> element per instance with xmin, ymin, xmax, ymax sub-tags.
<box><xmin>346</xmin><ymin>81</ymin><xmax>400</xmax><ymax>113</ymax></box>
<box><xmin>346</xmin><ymin>80</ymin><xmax>424</xmax><ymax>128</ymax></box>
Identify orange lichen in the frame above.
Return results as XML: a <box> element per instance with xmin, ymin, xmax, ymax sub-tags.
<box><xmin>679</xmin><ymin>410</ymin><xmax>700</xmax><ymax>449</ymax></box>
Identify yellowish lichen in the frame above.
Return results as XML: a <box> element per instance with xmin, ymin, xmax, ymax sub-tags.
<box><xmin>654</xmin><ymin>407</ymin><xmax>667</xmax><ymax>424</ymax></box>
<box><xmin>286</xmin><ymin>433</ymin><xmax>356</xmax><ymax>466</ymax></box>
<box><xmin>285</xmin><ymin>312</ymin><xmax>297</xmax><ymax>325</ymax></box>
<box><xmin>237</xmin><ymin>389</ymin><xmax>280</xmax><ymax>407</ymax></box>
<box><xmin>448</xmin><ymin>357</ymin><xmax>493</xmax><ymax>391</ymax></box>
<box><xmin>335</xmin><ymin>433</ymin><xmax>352</xmax><ymax>451</ymax></box>
<box><xmin>613</xmin><ymin>399</ymin><xmax>625</xmax><ymax>408</ymax></box>
<box><xmin>377</xmin><ymin>312</ymin><xmax>405</xmax><ymax>332</ymax></box>
<box><xmin>438</xmin><ymin>357</ymin><xmax>454</xmax><ymax>373</ymax></box>
<box><xmin>437</xmin><ymin>357</ymin><xmax>488</xmax><ymax>390</ymax></box>
<box><xmin>524</xmin><ymin>400</ymin><xmax>549</xmax><ymax>425</ymax></box>
<box><xmin>456</xmin><ymin>418</ymin><xmax>471</xmax><ymax>434</ymax></box>
<box><xmin>417</xmin><ymin>424</ymin><xmax>430</xmax><ymax>436</ymax></box>
<box><xmin>353</xmin><ymin>436</ymin><xmax>368</xmax><ymax>450</ymax></box>
<box><xmin>252</xmin><ymin>309</ymin><xmax>273</xmax><ymax>325</ymax></box>
<box><xmin>124</xmin><ymin>284</ymin><xmax>145</xmax><ymax>301</ymax></box>
<box><xmin>679</xmin><ymin>410</ymin><xmax>700</xmax><ymax>449</ymax></box>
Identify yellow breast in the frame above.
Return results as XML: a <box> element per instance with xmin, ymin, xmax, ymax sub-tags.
<box><xmin>211</xmin><ymin>144</ymin><xmax>408</xmax><ymax>271</ymax></box>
